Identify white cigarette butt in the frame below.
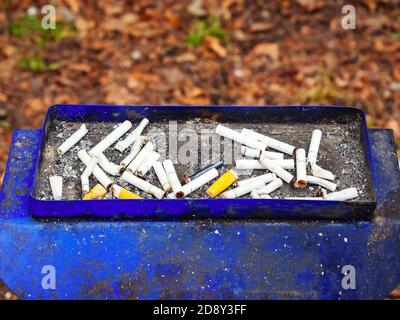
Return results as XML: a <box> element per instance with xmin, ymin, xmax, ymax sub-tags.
<box><xmin>126</xmin><ymin>141</ymin><xmax>155</xmax><ymax>174</ymax></box>
<box><xmin>241</xmin><ymin>128</ymin><xmax>295</xmax><ymax>155</ymax></box>
<box><xmin>254</xmin><ymin>178</ymin><xmax>283</xmax><ymax>195</ymax></box>
<box><xmin>120</xmin><ymin>138</ymin><xmax>144</xmax><ymax>168</ymax></box>
<box><xmin>94</xmin><ymin>152</ymin><xmax>123</xmax><ymax>176</ymax></box>
<box><xmin>241</xmin><ymin>146</ymin><xmax>261</xmax><ymax>158</ymax></box>
<box><xmin>311</xmin><ymin>163</ymin><xmax>336</xmax><ymax>181</ymax></box>
<box><xmin>114</xmin><ymin>118</ymin><xmax>149</xmax><ymax>152</ymax></box>
<box><xmin>295</xmin><ymin>148</ymin><xmax>307</xmax><ymax>188</ymax></box>
<box><xmin>153</xmin><ymin>161</ymin><xmax>171</xmax><ymax>192</ymax></box>
<box><xmin>89</xmin><ymin>120</ymin><xmax>132</xmax><ymax>156</ymax></box>
<box><xmin>216</xmin><ymin>125</ymin><xmax>267</xmax><ymax>150</ymax></box>
<box><xmin>237</xmin><ymin>173</ymin><xmax>276</xmax><ymax>187</ymax></box>
<box><xmin>235</xmin><ymin>159</ymin><xmax>294</xmax><ymax>170</ymax></box>
<box><xmin>221</xmin><ymin>179</ymin><xmax>265</xmax><ymax>199</ymax></box>
<box><xmin>137</xmin><ymin>151</ymin><xmax>160</xmax><ymax>176</ymax></box>
<box><xmin>323</xmin><ymin>187</ymin><xmax>359</xmax><ymax>201</ymax></box>
<box><xmin>81</xmin><ymin>157</ymin><xmax>98</xmax><ymax>193</ymax></box>
<box><xmin>175</xmin><ymin>168</ymin><xmax>219</xmax><ymax>198</ymax></box>
<box><xmin>77</xmin><ymin>150</ymin><xmax>113</xmax><ymax>189</ymax></box>
<box><xmin>307</xmin><ymin>129</ymin><xmax>322</xmax><ymax>166</ymax></box>
<box><xmin>163</xmin><ymin>159</ymin><xmax>182</xmax><ymax>193</ymax></box>
<box><xmin>121</xmin><ymin>171</ymin><xmax>165</xmax><ymax>199</ymax></box>
<box><xmin>259</xmin><ymin>154</ymin><xmax>294</xmax><ymax>184</ymax></box>
<box><xmin>49</xmin><ymin>176</ymin><xmax>63</xmax><ymax>200</ymax></box>
<box><xmin>306</xmin><ymin>175</ymin><xmax>337</xmax><ymax>192</ymax></box>
<box><xmin>57</xmin><ymin>124</ymin><xmax>88</xmax><ymax>155</ymax></box>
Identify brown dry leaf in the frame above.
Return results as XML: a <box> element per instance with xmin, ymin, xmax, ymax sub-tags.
<box><xmin>374</xmin><ymin>38</ymin><xmax>400</xmax><ymax>53</ymax></box>
<box><xmin>64</xmin><ymin>0</ymin><xmax>80</xmax><ymax>13</ymax></box>
<box><xmin>175</xmin><ymin>52</ymin><xmax>197</xmax><ymax>63</ymax></box>
<box><xmin>251</xmin><ymin>43</ymin><xmax>279</xmax><ymax>60</ymax></box>
<box><xmin>2</xmin><ymin>46</ymin><xmax>17</xmax><ymax>57</ymax></box>
<box><xmin>165</xmin><ymin>9</ymin><xmax>181</xmax><ymax>27</ymax></box>
<box><xmin>296</xmin><ymin>0</ymin><xmax>324</xmax><ymax>11</ymax></box>
<box><xmin>205</xmin><ymin>36</ymin><xmax>227</xmax><ymax>58</ymax></box>
<box><xmin>250</xmin><ymin>22</ymin><xmax>274</xmax><ymax>32</ymax></box>
<box><xmin>66</xmin><ymin>62</ymin><xmax>91</xmax><ymax>73</ymax></box>
<box><xmin>130</xmin><ymin>71</ymin><xmax>159</xmax><ymax>83</ymax></box>
<box><xmin>103</xmin><ymin>14</ymin><xmax>139</xmax><ymax>33</ymax></box>
<box><xmin>362</xmin><ymin>0</ymin><xmax>378</xmax><ymax>12</ymax></box>
<box><xmin>74</xmin><ymin>18</ymin><xmax>95</xmax><ymax>38</ymax></box>
<box><xmin>392</xmin><ymin>68</ymin><xmax>400</xmax><ymax>81</ymax></box>
<box><xmin>0</xmin><ymin>92</ymin><xmax>7</xmax><ymax>103</ymax></box>
<box><xmin>175</xmin><ymin>87</ymin><xmax>210</xmax><ymax>105</ymax></box>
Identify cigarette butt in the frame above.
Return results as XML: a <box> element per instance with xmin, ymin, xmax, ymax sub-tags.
<box><xmin>83</xmin><ymin>183</ymin><xmax>107</xmax><ymax>200</ymax></box>
<box><xmin>221</xmin><ymin>178</ymin><xmax>265</xmax><ymax>199</ymax></box>
<box><xmin>114</xmin><ymin>118</ymin><xmax>149</xmax><ymax>152</ymax></box>
<box><xmin>323</xmin><ymin>187</ymin><xmax>359</xmax><ymax>201</ymax></box>
<box><xmin>81</xmin><ymin>175</ymin><xmax>90</xmax><ymax>194</ymax></box>
<box><xmin>259</xmin><ymin>153</ymin><xmax>294</xmax><ymax>184</ymax></box>
<box><xmin>206</xmin><ymin>169</ymin><xmax>238</xmax><ymax>198</ymax></box>
<box><xmin>95</xmin><ymin>152</ymin><xmax>123</xmax><ymax>176</ymax></box>
<box><xmin>57</xmin><ymin>124</ymin><xmax>88</xmax><ymax>155</ymax></box>
<box><xmin>81</xmin><ymin>157</ymin><xmax>98</xmax><ymax>194</ymax></box>
<box><xmin>241</xmin><ymin>146</ymin><xmax>261</xmax><ymax>158</ymax></box>
<box><xmin>121</xmin><ymin>171</ymin><xmax>165</xmax><ymax>199</ymax></box>
<box><xmin>136</xmin><ymin>151</ymin><xmax>160</xmax><ymax>176</ymax></box>
<box><xmin>90</xmin><ymin>120</ymin><xmax>132</xmax><ymax>156</ymax></box>
<box><xmin>186</xmin><ymin>160</ymin><xmax>224</xmax><ymax>183</ymax></box>
<box><xmin>241</xmin><ymin>128</ymin><xmax>295</xmax><ymax>155</ymax></box>
<box><xmin>253</xmin><ymin>178</ymin><xmax>283</xmax><ymax>195</ymax></box>
<box><xmin>77</xmin><ymin>150</ymin><xmax>113</xmax><ymax>190</ymax></box>
<box><xmin>306</xmin><ymin>175</ymin><xmax>337</xmax><ymax>192</ymax></box>
<box><xmin>237</xmin><ymin>173</ymin><xmax>276</xmax><ymax>187</ymax></box>
<box><xmin>236</xmin><ymin>159</ymin><xmax>294</xmax><ymax>170</ymax></box>
<box><xmin>49</xmin><ymin>176</ymin><xmax>63</xmax><ymax>200</ymax></box>
<box><xmin>112</xmin><ymin>185</ymin><xmax>141</xmax><ymax>199</ymax></box>
<box><xmin>163</xmin><ymin>159</ymin><xmax>182</xmax><ymax>193</ymax></box>
<box><xmin>153</xmin><ymin>161</ymin><xmax>171</xmax><ymax>192</ymax></box>
<box><xmin>216</xmin><ymin>125</ymin><xmax>267</xmax><ymax>150</ymax></box>
<box><xmin>310</xmin><ymin>163</ymin><xmax>336</xmax><ymax>181</ymax></box>
<box><xmin>127</xmin><ymin>141</ymin><xmax>155</xmax><ymax>174</ymax></box>
<box><xmin>307</xmin><ymin>129</ymin><xmax>322</xmax><ymax>166</ymax></box>
<box><xmin>120</xmin><ymin>138</ymin><xmax>144</xmax><ymax>168</ymax></box>
<box><xmin>176</xmin><ymin>168</ymin><xmax>219</xmax><ymax>198</ymax></box>
<box><xmin>294</xmin><ymin>148</ymin><xmax>307</xmax><ymax>188</ymax></box>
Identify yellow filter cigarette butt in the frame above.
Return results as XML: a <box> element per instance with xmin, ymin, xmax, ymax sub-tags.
<box><xmin>206</xmin><ymin>169</ymin><xmax>238</xmax><ymax>198</ymax></box>
<box><xmin>119</xmin><ymin>188</ymin><xmax>142</xmax><ymax>199</ymax></box>
<box><xmin>112</xmin><ymin>184</ymin><xmax>142</xmax><ymax>199</ymax></box>
<box><xmin>83</xmin><ymin>184</ymin><xmax>107</xmax><ymax>200</ymax></box>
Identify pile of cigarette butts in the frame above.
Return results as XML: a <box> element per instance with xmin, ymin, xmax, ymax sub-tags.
<box><xmin>49</xmin><ymin>119</ymin><xmax>359</xmax><ymax>202</ymax></box>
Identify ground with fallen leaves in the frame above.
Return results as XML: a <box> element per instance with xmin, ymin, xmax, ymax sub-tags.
<box><xmin>0</xmin><ymin>0</ymin><xmax>399</xmax><ymax>298</ymax></box>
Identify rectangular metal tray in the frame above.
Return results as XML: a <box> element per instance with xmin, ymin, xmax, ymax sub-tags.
<box><xmin>30</xmin><ymin>104</ymin><xmax>376</xmax><ymax>220</ymax></box>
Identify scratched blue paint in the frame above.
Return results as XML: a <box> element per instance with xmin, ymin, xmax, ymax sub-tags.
<box><xmin>30</xmin><ymin>105</ymin><xmax>376</xmax><ymax>220</ymax></box>
<box><xmin>0</xmin><ymin>124</ymin><xmax>399</xmax><ymax>299</ymax></box>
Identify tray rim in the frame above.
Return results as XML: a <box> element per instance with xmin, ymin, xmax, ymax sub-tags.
<box><xmin>29</xmin><ymin>104</ymin><xmax>377</xmax><ymax>220</ymax></box>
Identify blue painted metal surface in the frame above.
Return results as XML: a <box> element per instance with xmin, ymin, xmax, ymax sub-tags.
<box><xmin>0</xmin><ymin>127</ymin><xmax>399</xmax><ymax>299</ymax></box>
<box><xmin>31</xmin><ymin>105</ymin><xmax>376</xmax><ymax>220</ymax></box>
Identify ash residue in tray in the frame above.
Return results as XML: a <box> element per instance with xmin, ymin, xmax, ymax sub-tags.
<box><xmin>35</xmin><ymin>118</ymin><xmax>374</xmax><ymax>201</ymax></box>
